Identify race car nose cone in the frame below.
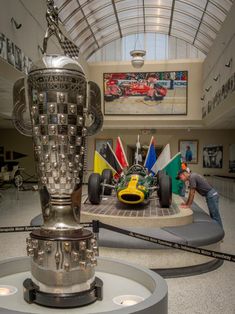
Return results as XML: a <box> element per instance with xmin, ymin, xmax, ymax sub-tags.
<box><xmin>118</xmin><ymin>189</ymin><xmax>145</xmax><ymax>204</ymax></box>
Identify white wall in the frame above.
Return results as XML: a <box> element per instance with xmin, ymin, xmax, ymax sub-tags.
<box><xmin>203</xmin><ymin>3</ymin><xmax>235</xmax><ymax>84</ymax></box>
<box><xmin>0</xmin><ymin>0</ymin><xmax>89</xmax><ymax>74</ymax></box>
<box><xmin>0</xmin><ymin>0</ymin><xmax>60</xmax><ymax>61</ymax></box>
<box><xmin>0</xmin><ymin>0</ymin><xmax>89</xmax><ymax>118</ymax></box>
<box><xmin>202</xmin><ymin>2</ymin><xmax>235</xmax><ymax>119</ymax></box>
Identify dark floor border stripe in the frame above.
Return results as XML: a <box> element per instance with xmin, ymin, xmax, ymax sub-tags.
<box><xmin>151</xmin><ymin>259</ymin><xmax>223</xmax><ymax>278</ymax></box>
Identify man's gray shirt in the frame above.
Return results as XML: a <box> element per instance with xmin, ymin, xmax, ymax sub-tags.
<box><xmin>188</xmin><ymin>173</ymin><xmax>213</xmax><ymax>196</ymax></box>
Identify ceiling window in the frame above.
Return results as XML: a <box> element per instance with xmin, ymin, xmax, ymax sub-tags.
<box><xmin>88</xmin><ymin>33</ymin><xmax>205</xmax><ymax>62</ymax></box>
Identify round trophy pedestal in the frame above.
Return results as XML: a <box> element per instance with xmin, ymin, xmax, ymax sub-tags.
<box><xmin>0</xmin><ymin>256</ymin><xmax>167</xmax><ymax>314</ymax></box>
<box><xmin>23</xmin><ymin>277</ymin><xmax>103</xmax><ymax>308</ymax></box>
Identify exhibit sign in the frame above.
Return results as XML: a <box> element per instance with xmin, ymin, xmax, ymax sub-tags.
<box><xmin>179</xmin><ymin>140</ymin><xmax>198</xmax><ymax>164</ymax></box>
<box><xmin>0</xmin><ymin>32</ymin><xmax>32</xmax><ymax>74</ymax></box>
<box><xmin>203</xmin><ymin>145</ymin><xmax>223</xmax><ymax>168</ymax></box>
<box><xmin>104</xmin><ymin>71</ymin><xmax>188</xmax><ymax>115</ymax></box>
<box><xmin>203</xmin><ymin>72</ymin><xmax>235</xmax><ymax>118</ymax></box>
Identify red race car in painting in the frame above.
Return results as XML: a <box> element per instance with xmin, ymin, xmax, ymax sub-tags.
<box><xmin>104</xmin><ymin>79</ymin><xmax>167</xmax><ymax>101</ymax></box>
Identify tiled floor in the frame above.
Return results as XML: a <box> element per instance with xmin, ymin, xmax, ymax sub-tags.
<box><xmin>0</xmin><ymin>185</ymin><xmax>235</xmax><ymax>314</ymax></box>
<box><xmin>83</xmin><ymin>194</ymin><xmax>179</xmax><ymax>217</ymax></box>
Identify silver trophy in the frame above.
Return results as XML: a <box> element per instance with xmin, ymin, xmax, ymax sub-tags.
<box><xmin>12</xmin><ymin>1</ymin><xmax>103</xmax><ymax>308</ymax></box>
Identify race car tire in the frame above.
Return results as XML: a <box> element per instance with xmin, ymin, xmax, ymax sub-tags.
<box><xmin>158</xmin><ymin>174</ymin><xmax>172</xmax><ymax>208</ymax></box>
<box><xmin>156</xmin><ymin>170</ymin><xmax>165</xmax><ymax>186</ymax></box>
<box><xmin>104</xmin><ymin>95</ymin><xmax>115</xmax><ymax>102</ymax></box>
<box><xmin>157</xmin><ymin>170</ymin><xmax>166</xmax><ymax>198</ymax></box>
<box><xmin>154</xmin><ymin>93</ymin><xmax>164</xmax><ymax>101</ymax></box>
<box><xmin>88</xmin><ymin>173</ymin><xmax>102</xmax><ymax>204</ymax></box>
<box><xmin>102</xmin><ymin>169</ymin><xmax>113</xmax><ymax>195</ymax></box>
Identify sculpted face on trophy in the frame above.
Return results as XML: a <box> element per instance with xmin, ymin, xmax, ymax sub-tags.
<box><xmin>12</xmin><ymin>0</ymin><xmax>103</xmax><ymax>308</ymax></box>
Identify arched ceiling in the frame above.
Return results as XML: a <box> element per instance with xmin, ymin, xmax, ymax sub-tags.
<box><xmin>55</xmin><ymin>0</ymin><xmax>234</xmax><ymax>59</ymax></box>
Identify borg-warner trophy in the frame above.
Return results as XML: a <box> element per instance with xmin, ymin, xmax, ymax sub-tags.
<box><xmin>12</xmin><ymin>1</ymin><xmax>103</xmax><ymax>308</ymax></box>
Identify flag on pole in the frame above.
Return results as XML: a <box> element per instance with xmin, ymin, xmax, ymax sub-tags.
<box><xmin>104</xmin><ymin>142</ymin><xmax>123</xmax><ymax>175</ymax></box>
<box><xmin>136</xmin><ymin>134</ymin><xmax>141</xmax><ymax>149</ymax></box>
<box><xmin>94</xmin><ymin>151</ymin><xmax>116</xmax><ymax>175</ymax></box>
<box><xmin>144</xmin><ymin>136</ymin><xmax>157</xmax><ymax>172</ymax></box>
<box><xmin>162</xmin><ymin>152</ymin><xmax>182</xmax><ymax>194</ymax></box>
<box><xmin>135</xmin><ymin>134</ymin><xmax>142</xmax><ymax>164</ymax></box>
<box><xmin>115</xmin><ymin>137</ymin><xmax>129</xmax><ymax>168</ymax></box>
<box><xmin>151</xmin><ymin>143</ymin><xmax>171</xmax><ymax>174</ymax></box>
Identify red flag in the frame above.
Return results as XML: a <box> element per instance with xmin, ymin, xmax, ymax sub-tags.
<box><xmin>115</xmin><ymin>137</ymin><xmax>129</xmax><ymax>168</ymax></box>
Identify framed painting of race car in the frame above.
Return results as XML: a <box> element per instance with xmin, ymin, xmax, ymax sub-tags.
<box><xmin>103</xmin><ymin>71</ymin><xmax>188</xmax><ymax>115</ymax></box>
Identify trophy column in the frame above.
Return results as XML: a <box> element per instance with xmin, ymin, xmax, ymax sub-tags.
<box><xmin>22</xmin><ymin>61</ymin><xmax>102</xmax><ymax>308</ymax></box>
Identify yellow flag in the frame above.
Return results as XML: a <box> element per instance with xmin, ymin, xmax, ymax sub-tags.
<box><xmin>94</xmin><ymin>151</ymin><xmax>116</xmax><ymax>175</ymax></box>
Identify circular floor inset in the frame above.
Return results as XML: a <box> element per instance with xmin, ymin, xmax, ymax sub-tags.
<box><xmin>0</xmin><ymin>256</ymin><xmax>168</xmax><ymax>314</ymax></box>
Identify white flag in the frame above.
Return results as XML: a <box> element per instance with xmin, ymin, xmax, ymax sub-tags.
<box><xmin>151</xmin><ymin>143</ymin><xmax>171</xmax><ymax>174</ymax></box>
<box><xmin>136</xmin><ymin>134</ymin><xmax>141</xmax><ymax>149</ymax></box>
<box><xmin>135</xmin><ymin>135</ymin><xmax>142</xmax><ymax>164</ymax></box>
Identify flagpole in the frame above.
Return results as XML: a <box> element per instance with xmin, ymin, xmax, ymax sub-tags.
<box><xmin>135</xmin><ymin>134</ymin><xmax>141</xmax><ymax>165</ymax></box>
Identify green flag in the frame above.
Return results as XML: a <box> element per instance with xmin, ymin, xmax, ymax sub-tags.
<box><xmin>162</xmin><ymin>152</ymin><xmax>182</xmax><ymax>195</ymax></box>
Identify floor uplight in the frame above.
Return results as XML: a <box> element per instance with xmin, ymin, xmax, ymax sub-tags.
<box><xmin>0</xmin><ymin>285</ymin><xmax>18</xmax><ymax>296</ymax></box>
<box><xmin>113</xmin><ymin>294</ymin><xmax>144</xmax><ymax>307</ymax></box>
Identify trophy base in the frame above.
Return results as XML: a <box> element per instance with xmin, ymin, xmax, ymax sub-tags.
<box><xmin>23</xmin><ymin>277</ymin><xmax>103</xmax><ymax>308</ymax></box>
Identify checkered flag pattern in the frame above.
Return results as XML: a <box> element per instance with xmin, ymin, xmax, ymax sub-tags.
<box><xmin>60</xmin><ymin>37</ymin><xmax>80</xmax><ymax>59</ymax></box>
<box><xmin>31</xmin><ymin>88</ymin><xmax>86</xmax><ymax>196</ymax></box>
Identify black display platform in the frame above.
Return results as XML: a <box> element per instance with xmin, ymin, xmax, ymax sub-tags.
<box><xmin>31</xmin><ymin>200</ymin><xmax>224</xmax><ymax>249</ymax></box>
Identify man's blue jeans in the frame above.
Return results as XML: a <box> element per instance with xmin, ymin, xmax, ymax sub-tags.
<box><xmin>206</xmin><ymin>188</ymin><xmax>223</xmax><ymax>229</ymax></box>
<box><xmin>179</xmin><ymin>182</ymin><xmax>186</xmax><ymax>197</ymax></box>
